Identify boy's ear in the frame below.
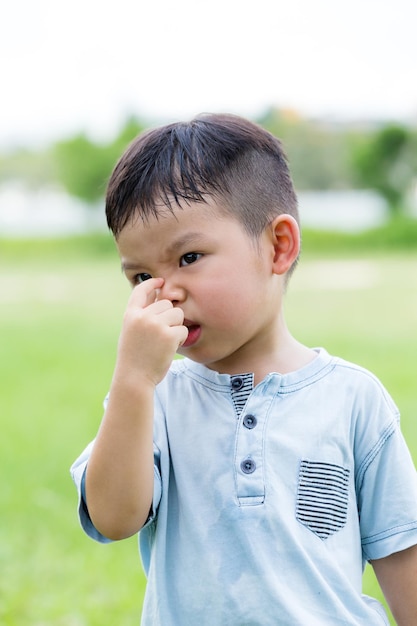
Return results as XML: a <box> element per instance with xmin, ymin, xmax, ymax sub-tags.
<box><xmin>269</xmin><ymin>214</ymin><xmax>300</xmax><ymax>275</ymax></box>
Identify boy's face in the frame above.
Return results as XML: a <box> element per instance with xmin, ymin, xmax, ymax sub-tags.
<box><xmin>116</xmin><ymin>200</ymin><xmax>285</xmax><ymax>375</ymax></box>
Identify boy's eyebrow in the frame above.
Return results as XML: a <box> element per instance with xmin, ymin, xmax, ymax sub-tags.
<box><xmin>166</xmin><ymin>232</ymin><xmax>208</xmax><ymax>255</ymax></box>
<box><xmin>121</xmin><ymin>232</ymin><xmax>209</xmax><ymax>272</ymax></box>
<box><xmin>121</xmin><ymin>261</ymin><xmax>142</xmax><ymax>272</ymax></box>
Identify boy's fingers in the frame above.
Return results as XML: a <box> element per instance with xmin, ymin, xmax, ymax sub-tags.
<box><xmin>178</xmin><ymin>325</ymin><xmax>189</xmax><ymax>347</ymax></box>
<box><xmin>132</xmin><ymin>278</ymin><xmax>164</xmax><ymax>308</ymax></box>
<box><xmin>156</xmin><ymin>305</ymin><xmax>185</xmax><ymax>327</ymax></box>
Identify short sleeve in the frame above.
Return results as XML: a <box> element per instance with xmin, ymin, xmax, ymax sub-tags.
<box><xmin>358</xmin><ymin>420</ymin><xmax>417</xmax><ymax>560</ymax></box>
<box><xmin>70</xmin><ymin>440</ymin><xmax>113</xmax><ymax>543</ymax></box>
<box><xmin>70</xmin><ymin>439</ymin><xmax>163</xmax><ymax>544</ymax></box>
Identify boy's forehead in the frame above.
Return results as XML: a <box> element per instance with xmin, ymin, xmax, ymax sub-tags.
<box><xmin>118</xmin><ymin>198</ymin><xmax>230</xmax><ymax>236</ymax></box>
<box><xmin>118</xmin><ymin>209</ymin><xmax>231</xmax><ymax>269</ymax></box>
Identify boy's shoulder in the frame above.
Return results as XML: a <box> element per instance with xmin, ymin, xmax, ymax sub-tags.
<box><xmin>315</xmin><ymin>352</ymin><xmax>400</xmax><ymax>426</ymax></box>
<box><xmin>330</xmin><ymin>354</ymin><xmax>396</xmax><ymax>394</ymax></box>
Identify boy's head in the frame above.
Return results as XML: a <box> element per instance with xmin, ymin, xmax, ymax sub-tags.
<box><xmin>106</xmin><ymin>113</ymin><xmax>299</xmax><ymax>245</ymax></box>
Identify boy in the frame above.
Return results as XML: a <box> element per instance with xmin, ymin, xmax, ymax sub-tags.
<box><xmin>71</xmin><ymin>114</ymin><xmax>417</xmax><ymax>625</ymax></box>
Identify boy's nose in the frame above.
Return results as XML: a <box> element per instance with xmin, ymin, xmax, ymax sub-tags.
<box><xmin>158</xmin><ymin>279</ymin><xmax>186</xmax><ymax>304</ymax></box>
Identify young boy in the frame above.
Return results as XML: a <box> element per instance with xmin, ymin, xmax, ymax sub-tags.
<box><xmin>71</xmin><ymin>114</ymin><xmax>417</xmax><ymax>625</ymax></box>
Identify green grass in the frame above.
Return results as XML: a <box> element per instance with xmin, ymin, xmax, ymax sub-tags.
<box><xmin>1</xmin><ymin>238</ymin><xmax>416</xmax><ymax>625</ymax></box>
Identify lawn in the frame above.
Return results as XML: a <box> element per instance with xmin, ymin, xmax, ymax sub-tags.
<box><xmin>1</xmin><ymin>239</ymin><xmax>416</xmax><ymax>625</ymax></box>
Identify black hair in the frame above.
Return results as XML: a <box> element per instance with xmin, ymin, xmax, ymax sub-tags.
<box><xmin>106</xmin><ymin>113</ymin><xmax>299</xmax><ymax>243</ymax></box>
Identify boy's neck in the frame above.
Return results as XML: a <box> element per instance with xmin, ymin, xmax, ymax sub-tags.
<box><xmin>206</xmin><ymin>326</ymin><xmax>316</xmax><ymax>385</ymax></box>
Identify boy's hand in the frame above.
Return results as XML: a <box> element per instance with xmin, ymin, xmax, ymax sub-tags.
<box><xmin>115</xmin><ymin>277</ymin><xmax>188</xmax><ymax>387</ymax></box>
<box><xmin>86</xmin><ymin>277</ymin><xmax>181</xmax><ymax>539</ymax></box>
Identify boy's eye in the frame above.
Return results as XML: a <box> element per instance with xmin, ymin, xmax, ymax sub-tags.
<box><xmin>180</xmin><ymin>252</ymin><xmax>202</xmax><ymax>266</ymax></box>
<box><xmin>134</xmin><ymin>273</ymin><xmax>152</xmax><ymax>284</ymax></box>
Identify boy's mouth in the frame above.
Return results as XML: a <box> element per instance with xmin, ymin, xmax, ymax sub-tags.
<box><xmin>182</xmin><ymin>322</ymin><xmax>201</xmax><ymax>348</ymax></box>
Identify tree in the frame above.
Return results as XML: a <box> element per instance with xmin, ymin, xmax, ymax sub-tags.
<box><xmin>351</xmin><ymin>124</ymin><xmax>417</xmax><ymax>216</ymax></box>
<box><xmin>53</xmin><ymin>134</ymin><xmax>114</xmax><ymax>203</ymax></box>
<box><xmin>53</xmin><ymin>117</ymin><xmax>145</xmax><ymax>204</ymax></box>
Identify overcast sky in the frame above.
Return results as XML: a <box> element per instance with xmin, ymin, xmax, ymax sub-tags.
<box><xmin>2</xmin><ymin>0</ymin><xmax>416</xmax><ymax>149</ymax></box>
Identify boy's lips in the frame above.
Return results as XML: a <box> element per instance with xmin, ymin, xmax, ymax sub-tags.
<box><xmin>182</xmin><ymin>321</ymin><xmax>201</xmax><ymax>348</ymax></box>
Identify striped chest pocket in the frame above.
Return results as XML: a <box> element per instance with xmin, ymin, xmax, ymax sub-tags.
<box><xmin>296</xmin><ymin>460</ymin><xmax>350</xmax><ymax>540</ymax></box>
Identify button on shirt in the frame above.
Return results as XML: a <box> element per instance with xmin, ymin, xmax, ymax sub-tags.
<box><xmin>71</xmin><ymin>349</ymin><xmax>417</xmax><ymax>626</ymax></box>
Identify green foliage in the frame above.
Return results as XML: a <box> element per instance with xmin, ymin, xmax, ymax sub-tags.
<box><xmin>351</xmin><ymin>124</ymin><xmax>417</xmax><ymax>214</ymax></box>
<box><xmin>51</xmin><ymin>117</ymin><xmax>146</xmax><ymax>203</ymax></box>
<box><xmin>0</xmin><ymin>117</ymin><xmax>146</xmax><ymax>201</ymax></box>
<box><xmin>1</xmin><ymin>109</ymin><xmax>417</xmax><ymax>217</ymax></box>
<box><xmin>53</xmin><ymin>134</ymin><xmax>114</xmax><ymax>202</ymax></box>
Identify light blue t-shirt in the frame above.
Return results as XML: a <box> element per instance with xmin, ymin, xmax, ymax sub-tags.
<box><xmin>71</xmin><ymin>349</ymin><xmax>417</xmax><ymax>625</ymax></box>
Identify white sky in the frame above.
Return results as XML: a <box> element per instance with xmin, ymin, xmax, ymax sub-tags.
<box><xmin>1</xmin><ymin>0</ymin><xmax>417</xmax><ymax>149</ymax></box>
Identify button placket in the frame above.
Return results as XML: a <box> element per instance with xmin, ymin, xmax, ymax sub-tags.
<box><xmin>235</xmin><ymin>396</ymin><xmax>267</xmax><ymax>506</ymax></box>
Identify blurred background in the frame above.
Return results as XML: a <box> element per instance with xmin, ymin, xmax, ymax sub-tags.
<box><xmin>1</xmin><ymin>0</ymin><xmax>416</xmax><ymax>624</ymax></box>
<box><xmin>2</xmin><ymin>0</ymin><xmax>417</xmax><ymax>235</ymax></box>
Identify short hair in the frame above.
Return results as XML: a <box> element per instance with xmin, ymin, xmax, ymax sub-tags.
<box><xmin>106</xmin><ymin>113</ymin><xmax>299</xmax><ymax>242</ymax></box>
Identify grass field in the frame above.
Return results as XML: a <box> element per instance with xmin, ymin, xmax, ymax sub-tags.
<box><xmin>1</xmin><ymin>238</ymin><xmax>416</xmax><ymax>625</ymax></box>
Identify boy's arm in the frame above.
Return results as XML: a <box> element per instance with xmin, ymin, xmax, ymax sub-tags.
<box><xmin>372</xmin><ymin>544</ymin><xmax>417</xmax><ymax>625</ymax></box>
<box><xmin>85</xmin><ymin>278</ymin><xmax>187</xmax><ymax>541</ymax></box>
